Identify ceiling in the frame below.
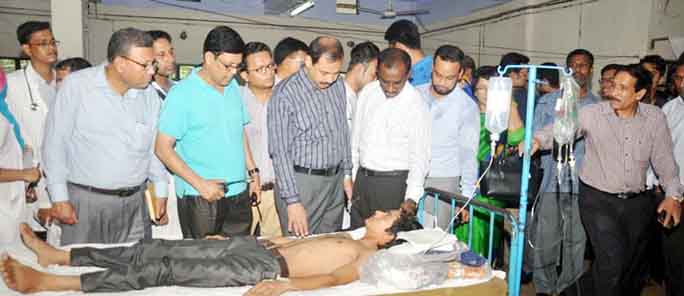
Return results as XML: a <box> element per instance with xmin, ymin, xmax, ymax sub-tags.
<box><xmin>101</xmin><ymin>0</ymin><xmax>513</xmax><ymax>27</ymax></box>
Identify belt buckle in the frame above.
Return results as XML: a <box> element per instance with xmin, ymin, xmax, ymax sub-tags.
<box><xmin>616</xmin><ymin>193</ymin><xmax>629</xmax><ymax>199</ymax></box>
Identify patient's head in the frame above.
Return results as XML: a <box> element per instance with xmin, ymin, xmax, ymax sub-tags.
<box><xmin>365</xmin><ymin>209</ymin><xmax>423</xmax><ymax>249</ymax></box>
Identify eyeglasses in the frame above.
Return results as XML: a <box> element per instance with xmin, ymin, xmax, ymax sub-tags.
<box><xmin>29</xmin><ymin>40</ymin><xmax>60</xmax><ymax>49</ymax></box>
<box><xmin>214</xmin><ymin>57</ymin><xmax>242</xmax><ymax>73</ymax></box>
<box><xmin>599</xmin><ymin>78</ymin><xmax>614</xmax><ymax>85</ymax></box>
<box><xmin>121</xmin><ymin>56</ymin><xmax>158</xmax><ymax>72</ymax></box>
<box><xmin>246</xmin><ymin>63</ymin><xmax>276</xmax><ymax>74</ymax></box>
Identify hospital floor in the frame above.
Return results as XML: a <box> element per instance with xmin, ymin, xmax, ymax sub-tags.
<box><xmin>519</xmin><ymin>279</ymin><xmax>665</xmax><ymax>295</ymax></box>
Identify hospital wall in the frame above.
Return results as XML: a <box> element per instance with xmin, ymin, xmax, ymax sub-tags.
<box><xmin>1</xmin><ymin>0</ymin><xmax>683</xmax><ymax>72</ymax></box>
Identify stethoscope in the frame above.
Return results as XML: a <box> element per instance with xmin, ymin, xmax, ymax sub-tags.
<box><xmin>23</xmin><ymin>68</ymin><xmax>39</xmax><ymax>111</ymax></box>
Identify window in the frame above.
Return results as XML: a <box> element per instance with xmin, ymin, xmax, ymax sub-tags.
<box><xmin>0</xmin><ymin>57</ymin><xmax>30</xmax><ymax>74</ymax></box>
<box><xmin>176</xmin><ymin>64</ymin><xmax>196</xmax><ymax>81</ymax></box>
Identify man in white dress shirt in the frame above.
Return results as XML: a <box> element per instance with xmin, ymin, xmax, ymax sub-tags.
<box><xmin>661</xmin><ymin>60</ymin><xmax>684</xmax><ymax>296</ymax></box>
<box><xmin>6</xmin><ymin>21</ymin><xmax>58</xmax><ymax>227</ymax></box>
<box><xmin>148</xmin><ymin>30</ymin><xmax>176</xmax><ymax>100</ymax></box>
<box><xmin>350</xmin><ymin>48</ymin><xmax>431</xmax><ymax>228</ymax></box>
<box><xmin>343</xmin><ymin>41</ymin><xmax>379</xmax><ymax>132</ymax></box>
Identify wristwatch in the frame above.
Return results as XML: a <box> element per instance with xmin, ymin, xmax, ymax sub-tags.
<box><xmin>248</xmin><ymin>168</ymin><xmax>260</xmax><ymax>176</ymax></box>
<box><xmin>670</xmin><ymin>196</ymin><xmax>684</xmax><ymax>203</ymax></box>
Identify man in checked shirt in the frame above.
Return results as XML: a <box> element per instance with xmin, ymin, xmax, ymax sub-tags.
<box><xmin>529</xmin><ymin>64</ymin><xmax>683</xmax><ymax>296</ymax></box>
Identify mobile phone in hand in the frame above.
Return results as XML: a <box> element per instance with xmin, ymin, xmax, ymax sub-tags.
<box><xmin>659</xmin><ymin>211</ymin><xmax>673</xmax><ymax>228</ymax></box>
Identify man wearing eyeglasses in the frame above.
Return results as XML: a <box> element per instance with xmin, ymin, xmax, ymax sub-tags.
<box><xmin>155</xmin><ymin>26</ymin><xmax>261</xmax><ymax>239</ymax></box>
<box><xmin>147</xmin><ymin>30</ymin><xmax>176</xmax><ymax>100</ymax></box>
<box><xmin>42</xmin><ymin>28</ymin><xmax>168</xmax><ymax>245</ymax></box>
<box><xmin>5</xmin><ymin>21</ymin><xmax>59</xmax><ymax>232</ymax></box>
<box><xmin>239</xmin><ymin>42</ymin><xmax>280</xmax><ymax>237</ymax></box>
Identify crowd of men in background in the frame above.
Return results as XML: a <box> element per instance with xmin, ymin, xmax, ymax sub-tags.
<box><xmin>1</xmin><ymin>18</ymin><xmax>684</xmax><ymax>296</ymax></box>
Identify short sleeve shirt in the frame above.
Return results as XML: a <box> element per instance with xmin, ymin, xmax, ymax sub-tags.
<box><xmin>159</xmin><ymin>68</ymin><xmax>250</xmax><ymax>197</ymax></box>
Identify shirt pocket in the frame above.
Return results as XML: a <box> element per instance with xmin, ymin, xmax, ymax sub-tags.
<box><xmin>132</xmin><ymin>121</ymin><xmax>155</xmax><ymax>153</ymax></box>
<box><xmin>634</xmin><ymin>135</ymin><xmax>652</xmax><ymax>170</ymax></box>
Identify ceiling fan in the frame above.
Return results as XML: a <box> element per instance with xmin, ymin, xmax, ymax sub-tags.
<box><xmin>358</xmin><ymin>0</ymin><xmax>430</xmax><ymax>19</ymax></box>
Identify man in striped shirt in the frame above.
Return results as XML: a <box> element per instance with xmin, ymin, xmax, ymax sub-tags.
<box><xmin>268</xmin><ymin>36</ymin><xmax>352</xmax><ymax>237</ymax></box>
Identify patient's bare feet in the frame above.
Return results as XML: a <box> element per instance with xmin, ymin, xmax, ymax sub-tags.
<box><xmin>19</xmin><ymin>223</ymin><xmax>68</xmax><ymax>267</ymax></box>
<box><xmin>1</xmin><ymin>253</ymin><xmax>48</xmax><ymax>293</ymax></box>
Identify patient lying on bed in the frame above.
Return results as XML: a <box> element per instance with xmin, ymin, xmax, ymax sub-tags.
<box><xmin>1</xmin><ymin>207</ymin><xmax>422</xmax><ymax>295</ymax></box>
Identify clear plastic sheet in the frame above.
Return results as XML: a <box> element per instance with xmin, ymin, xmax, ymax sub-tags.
<box><xmin>360</xmin><ymin>249</ymin><xmax>450</xmax><ymax>290</ymax></box>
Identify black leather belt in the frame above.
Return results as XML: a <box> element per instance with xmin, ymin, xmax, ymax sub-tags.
<box><xmin>261</xmin><ymin>182</ymin><xmax>275</xmax><ymax>191</ymax></box>
<box><xmin>293</xmin><ymin>164</ymin><xmax>340</xmax><ymax>177</ymax></box>
<box><xmin>69</xmin><ymin>182</ymin><xmax>142</xmax><ymax>197</ymax></box>
<box><xmin>258</xmin><ymin>239</ymin><xmax>290</xmax><ymax>278</ymax></box>
<box><xmin>270</xmin><ymin>248</ymin><xmax>290</xmax><ymax>278</ymax></box>
<box><xmin>359</xmin><ymin>166</ymin><xmax>409</xmax><ymax>177</ymax></box>
<box><xmin>613</xmin><ymin>191</ymin><xmax>644</xmax><ymax>200</ymax></box>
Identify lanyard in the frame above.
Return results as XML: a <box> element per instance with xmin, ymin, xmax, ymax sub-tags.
<box><xmin>23</xmin><ymin>68</ymin><xmax>39</xmax><ymax>111</ymax></box>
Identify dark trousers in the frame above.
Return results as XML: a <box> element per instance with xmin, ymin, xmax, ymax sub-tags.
<box><xmin>578</xmin><ymin>182</ymin><xmax>655</xmax><ymax>296</ymax></box>
<box><xmin>177</xmin><ymin>190</ymin><xmax>252</xmax><ymax>239</ymax></box>
<box><xmin>349</xmin><ymin>168</ymin><xmax>408</xmax><ymax>229</ymax></box>
<box><xmin>663</xmin><ymin>207</ymin><xmax>684</xmax><ymax>296</ymax></box>
<box><xmin>74</xmin><ymin>237</ymin><xmax>282</xmax><ymax>292</ymax></box>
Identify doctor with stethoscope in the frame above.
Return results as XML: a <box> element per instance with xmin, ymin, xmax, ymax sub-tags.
<box><xmin>5</xmin><ymin>21</ymin><xmax>59</xmax><ymax>228</ymax></box>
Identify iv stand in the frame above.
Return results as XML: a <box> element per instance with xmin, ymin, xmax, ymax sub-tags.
<box><xmin>497</xmin><ymin>64</ymin><xmax>573</xmax><ymax>296</ymax></box>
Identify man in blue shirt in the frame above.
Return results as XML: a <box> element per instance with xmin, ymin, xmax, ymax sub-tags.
<box><xmin>384</xmin><ymin>20</ymin><xmax>432</xmax><ymax>86</ymax></box>
<box><xmin>528</xmin><ymin>49</ymin><xmax>599</xmax><ymax>295</ymax></box>
<box><xmin>42</xmin><ymin>28</ymin><xmax>169</xmax><ymax>245</ymax></box>
<box><xmin>155</xmin><ymin>26</ymin><xmax>260</xmax><ymax>239</ymax></box>
<box><xmin>417</xmin><ymin>45</ymin><xmax>479</xmax><ymax>229</ymax></box>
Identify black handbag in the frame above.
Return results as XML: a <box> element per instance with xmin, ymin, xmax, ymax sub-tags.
<box><xmin>478</xmin><ymin>147</ymin><xmax>543</xmax><ymax>208</ymax></box>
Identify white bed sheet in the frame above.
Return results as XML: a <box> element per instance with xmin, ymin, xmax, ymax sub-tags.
<box><xmin>0</xmin><ymin>240</ymin><xmax>503</xmax><ymax>296</ymax></box>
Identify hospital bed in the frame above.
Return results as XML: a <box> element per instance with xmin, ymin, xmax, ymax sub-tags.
<box><xmin>0</xmin><ymin>187</ymin><xmax>511</xmax><ymax>296</ymax></box>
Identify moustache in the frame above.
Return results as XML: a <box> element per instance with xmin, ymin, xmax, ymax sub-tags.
<box><xmin>605</xmin><ymin>95</ymin><xmax>619</xmax><ymax>102</ymax></box>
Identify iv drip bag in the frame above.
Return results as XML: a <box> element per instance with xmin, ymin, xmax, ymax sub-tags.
<box><xmin>485</xmin><ymin>76</ymin><xmax>513</xmax><ymax>142</ymax></box>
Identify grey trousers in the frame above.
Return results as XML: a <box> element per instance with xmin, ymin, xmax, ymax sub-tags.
<box><xmin>61</xmin><ymin>183</ymin><xmax>151</xmax><ymax>246</ymax></box>
<box><xmin>75</xmin><ymin>237</ymin><xmax>282</xmax><ymax>292</ymax></box>
<box><xmin>274</xmin><ymin>171</ymin><xmax>344</xmax><ymax>236</ymax></box>
<box><xmin>528</xmin><ymin>192</ymin><xmax>586</xmax><ymax>294</ymax></box>
<box><xmin>423</xmin><ymin>177</ymin><xmax>461</xmax><ymax>230</ymax></box>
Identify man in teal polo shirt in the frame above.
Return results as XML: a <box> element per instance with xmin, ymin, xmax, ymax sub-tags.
<box><xmin>155</xmin><ymin>26</ymin><xmax>261</xmax><ymax>238</ymax></box>
<box><xmin>384</xmin><ymin>19</ymin><xmax>432</xmax><ymax>86</ymax></box>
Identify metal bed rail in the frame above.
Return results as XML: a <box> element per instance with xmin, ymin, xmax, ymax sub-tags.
<box><xmin>418</xmin><ymin>187</ymin><xmax>520</xmax><ymax>295</ymax></box>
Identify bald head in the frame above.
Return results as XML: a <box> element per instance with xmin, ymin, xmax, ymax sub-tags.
<box><xmin>377</xmin><ymin>48</ymin><xmax>411</xmax><ymax>98</ymax></box>
<box><xmin>308</xmin><ymin>36</ymin><xmax>344</xmax><ymax>65</ymax></box>
<box><xmin>378</xmin><ymin>47</ymin><xmax>411</xmax><ymax>75</ymax></box>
